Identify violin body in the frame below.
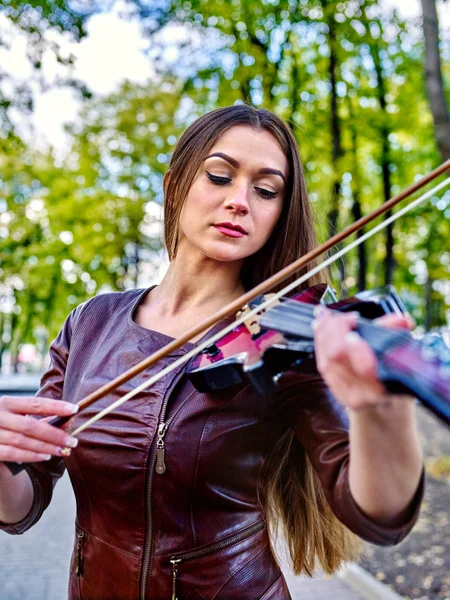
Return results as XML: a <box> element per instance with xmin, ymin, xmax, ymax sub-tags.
<box><xmin>187</xmin><ymin>284</ymin><xmax>450</xmax><ymax>428</ymax></box>
<box><xmin>188</xmin><ymin>284</ymin><xmax>399</xmax><ymax>394</ymax></box>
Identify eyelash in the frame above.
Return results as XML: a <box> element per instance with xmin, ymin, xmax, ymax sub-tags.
<box><xmin>206</xmin><ymin>171</ymin><xmax>278</xmax><ymax>200</ymax></box>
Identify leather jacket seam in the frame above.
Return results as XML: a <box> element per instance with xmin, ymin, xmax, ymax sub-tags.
<box><xmin>189</xmin><ymin>384</ymin><xmax>252</xmax><ymax>546</ymax></box>
<box><xmin>64</xmin><ymin>293</ymin><xmax>133</xmax><ymax>403</ymax></box>
<box><xmin>212</xmin><ymin>541</ymin><xmax>270</xmax><ymax>600</ymax></box>
<box><xmin>179</xmin><ymin>389</ymin><xmax>202</xmax><ymax>547</ymax></box>
<box><xmin>187</xmin><ymin>587</ymin><xmax>208</xmax><ymax>600</ymax></box>
<box><xmin>75</xmin><ymin>521</ymin><xmax>141</xmax><ymax>559</ymax></box>
<box><xmin>259</xmin><ymin>573</ymin><xmax>283</xmax><ymax>600</ymax></box>
<box><xmin>71</xmin><ymin>454</ymin><xmax>95</xmax><ymax>532</ymax></box>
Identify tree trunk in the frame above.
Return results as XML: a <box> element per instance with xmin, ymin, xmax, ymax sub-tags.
<box><xmin>0</xmin><ymin>312</ymin><xmax>4</xmax><ymax>372</ymax></box>
<box><xmin>347</xmin><ymin>98</ymin><xmax>367</xmax><ymax>291</ymax></box>
<box><xmin>288</xmin><ymin>48</ymin><xmax>301</xmax><ymax>132</ymax></box>
<box><xmin>133</xmin><ymin>242</ymin><xmax>140</xmax><ymax>288</ymax></box>
<box><xmin>371</xmin><ymin>39</ymin><xmax>395</xmax><ymax>285</ymax></box>
<box><xmin>326</xmin><ymin>11</ymin><xmax>346</xmax><ymax>290</ymax></box>
<box><xmin>425</xmin><ymin>273</ymin><xmax>433</xmax><ymax>331</ymax></box>
<box><xmin>421</xmin><ymin>0</ymin><xmax>450</xmax><ymax>161</ymax></box>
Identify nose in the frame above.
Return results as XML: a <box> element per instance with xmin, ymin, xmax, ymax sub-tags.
<box><xmin>224</xmin><ymin>183</ymin><xmax>250</xmax><ymax>216</ymax></box>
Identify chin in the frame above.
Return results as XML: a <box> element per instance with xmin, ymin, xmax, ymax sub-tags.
<box><xmin>201</xmin><ymin>242</ymin><xmax>250</xmax><ymax>263</ymax></box>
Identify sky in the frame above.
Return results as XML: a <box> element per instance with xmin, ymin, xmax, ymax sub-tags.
<box><xmin>3</xmin><ymin>0</ymin><xmax>450</xmax><ymax>150</ymax></box>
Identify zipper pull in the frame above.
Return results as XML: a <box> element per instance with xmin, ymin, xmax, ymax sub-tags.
<box><xmin>170</xmin><ymin>558</ymin><xmax>182</xmax><ymax>600</ymax></box>
<box><xmin>155</xmin><ymin>422</ymin><xmax>167</xmax><ymax>475</ymax></box>
<box><xmin>76</xmin><ymin>531</ymin><xmax>85</xmax><ymax>576</ymax></box>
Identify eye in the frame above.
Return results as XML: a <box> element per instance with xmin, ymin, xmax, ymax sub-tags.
<box><xmin>206</xmin><ymin>171</ymin><xmax>231</xmax><ymax>185</ymax></box>
<box><xmin>254</xmin><ymin>187</ymin><xmax>277</xmax><ymax>200</ymax></box>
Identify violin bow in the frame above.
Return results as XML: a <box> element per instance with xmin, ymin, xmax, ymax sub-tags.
<box><xmin>69</xmin><ymin>160</ymin><xmax>450</xmax><ymax>436</ymax></box>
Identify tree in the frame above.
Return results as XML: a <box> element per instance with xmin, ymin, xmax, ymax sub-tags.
<box><xmin>420</xmin><ymin>0</ymin><xmax>450</xmax><ymax>162</ymax></box>
<box><xmin>0</xmin><ymin>1</ymin><xmax>97</xmax><ymax>134</ymax></box>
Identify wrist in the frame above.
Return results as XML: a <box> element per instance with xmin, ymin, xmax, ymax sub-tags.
<box><xmin>348</xmin><ymin>394</ymin><xmax>415</xmax><ymax>421</ymax></box>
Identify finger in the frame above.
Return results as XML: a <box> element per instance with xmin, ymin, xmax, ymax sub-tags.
<box><xmin>313</xmin><ymin>307</ymin><xmax>359</xmax><ymax>326</ymax></box>
<box><xmin>0</xmin><ymin>412</ymin><xmax>78</xmax><ymax>450</ymax></box>
<box><xmin>315</xmin><ymin>329</ymin><xmax>386</xmax><ymax>407</ymax></box>
<box><xmin>0</xmin><ymin>429</ymin><xmax>72</xmax><ymax>458</ymax></box>
<box><xmin>313</xmin><ymin>312</ymin><xmax>357</xmax><ymax>373</ymax></box>
<box><xmin>0</xmin><ymin>396</ymin><xmax>79</xmax><ymax>417</ymax></box>
<box><xmin>346</xmin><ymin>334</ymin><xmax>387</xmax><ymax>396</ymax></box>
<box><xmin>0</xmin><ymin>444</ymin><xmax>52</xmax><ymax>464</ymax></box>
<box><xmin>317</xmin><ymin>360</ymin><xmax>377</xmax><ymax>409</ymax></box>
<box><xmin>345</xmin><ymin>332</ymin><xmax>380</xmax><ymax>380</ymax></box>
<box><xmin>374</xmin><ymin>313</ymin><xmax>414</xmax><ymax>330</ymax></box>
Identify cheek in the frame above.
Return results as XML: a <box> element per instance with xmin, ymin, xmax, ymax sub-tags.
<box><xmin>255</xmin><ymin>201</ymin><xmax>283</xmax><ymax>241</ymax></box>
<box><xmin>178</xmin><ymin>182</ymin><xmax>215</xmax><ymax>237</ymax></box>
<box><xmin>178</xmin><ymin>188</ymin><xmax>200</xmax><ymax>235</ymax></box>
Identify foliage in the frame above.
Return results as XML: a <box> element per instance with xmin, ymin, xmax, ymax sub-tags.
<box><xmin>0</xmin><ymin>76</ymin><xmax>185</xmax><ymax>363</ymax></box>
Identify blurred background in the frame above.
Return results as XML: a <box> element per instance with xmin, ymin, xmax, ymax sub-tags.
<box><xmin>0</xmin><ymin>1</ymin><xmax>450</xmax><ymax>598</ymax></box>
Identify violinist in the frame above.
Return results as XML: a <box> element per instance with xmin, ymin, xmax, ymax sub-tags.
<box><xmin>0</xmin><ymin>104</ymin><xmax>424</xmax><ymax>600</ymax></box>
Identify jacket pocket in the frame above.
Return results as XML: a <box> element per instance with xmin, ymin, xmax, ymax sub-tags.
<box><xmin>169</xmin><ymin>519</ymin><xmax>265</xmax><ymax>600</ymax></box>
<box><xmin>75</xmin><ymin>529</ymin><xmax>85</xmax><ymax>576</ymax></box>
<box><xmin>69</xmin><ymin>527</ymin><xmax>86</xmax><ymax>600</ymax></box>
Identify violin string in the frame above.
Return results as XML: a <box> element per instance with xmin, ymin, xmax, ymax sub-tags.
<box><xmin>274</xmin><ymin>299</ymin><xmax>414</xmax><ymax>343</ymax></box>
<box><xmin>268</xmin><ymin>300</ymin><xmax>415</xmax><ymax>351</ymax></box>
<box><xmin>273</xmin><ymin>301</ymin><xmax>450</xmax><ymax>407</ymax></box>
<box><xmin>266</xmin><ymin>301</ymin><xmax>448</xmax><ymax>404</ymax></box>
<box><xmin>72</xmin><ymin>177</ymin><xmax>450</xmax><ymax>435</ymax></box>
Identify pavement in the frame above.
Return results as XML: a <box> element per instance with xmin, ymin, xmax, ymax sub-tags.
<box><xmin>0</xmin><ymin>472</ymin><xmax>401</xmax><ymax>600</ymax></box>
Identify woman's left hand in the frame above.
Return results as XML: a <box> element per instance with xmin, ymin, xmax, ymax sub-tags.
<box><xmin>312</xmin><ymin>309</ymin><xmax>414</xmax><ymax>411</ymax></box>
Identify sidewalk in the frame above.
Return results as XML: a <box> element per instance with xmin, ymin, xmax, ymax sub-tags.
<box><xmin>0</xmin><ymin>473</ymin><xmax>398</xmax><ymax>600</ymax></box>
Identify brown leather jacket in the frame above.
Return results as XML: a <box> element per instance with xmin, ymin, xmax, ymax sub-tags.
<box><xmin>0</xmin><ymin>289</ymin><xmax>424</xmax><ymax>600</ymax></box>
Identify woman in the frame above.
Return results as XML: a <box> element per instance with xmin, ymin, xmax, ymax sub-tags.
<box><xmin>0</xmin><ymin>105</ymin><xmax>424</xmax><ymax>600</ymax></box>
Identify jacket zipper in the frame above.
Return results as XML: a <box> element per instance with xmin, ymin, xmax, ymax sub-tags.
<box><xmin>139</xmin><ymin>369</ymin><xmax>188</xmax><ymax>600</ymax></box>
<box><xmin>75</xmin><ymin>530</ymin><xmax>85</xmax><ymax>576</ymax></box>
<box><xmin>153</xmin><ymin>388</ymin><xmax>194</xmax><ymax>477</ymax></box>
<box><xmin>169</xmin><ymin>519</ymin><xmax>265</xmax><ymax>600</ymax></box>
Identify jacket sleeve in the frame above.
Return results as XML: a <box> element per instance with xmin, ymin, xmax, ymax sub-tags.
<box><xmin>0</xmin><ymin>308</ymin><xmax>78</xmax><ymax>535</ymax></box>
<box><xmin>274</xmin><ymin>369</ymin><xmax>425</xmax><ymax>546</ymax></box>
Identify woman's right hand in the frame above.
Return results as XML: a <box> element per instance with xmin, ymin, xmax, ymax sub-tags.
<box><xmin>0</xmin><ymin>396</ymin><xmax>79</xmax><ymax>463</ymax></box>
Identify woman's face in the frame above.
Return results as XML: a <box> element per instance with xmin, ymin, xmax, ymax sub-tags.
<box><xmin>177</xmin><ymin>125</ymin><xmax>288</xmax><ymax>263</ymax></box>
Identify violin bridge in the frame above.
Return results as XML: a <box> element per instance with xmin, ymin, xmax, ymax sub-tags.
<box><xmin>236</xmin><ymin>293</ymin><xmax>280</xmax><ymax>336</ymax></box>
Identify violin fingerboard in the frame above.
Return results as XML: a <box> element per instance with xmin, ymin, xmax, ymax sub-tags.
<box><xmin>259</xmin><ymin>301</ymin><xmax>315</xmax><ymax>339</ymax></box>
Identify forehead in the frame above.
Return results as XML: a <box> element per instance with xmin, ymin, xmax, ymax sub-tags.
<box><xmin>207</xmin><ymin>125</ymin><xmax>288</xmax><ymax>176</ymax></box>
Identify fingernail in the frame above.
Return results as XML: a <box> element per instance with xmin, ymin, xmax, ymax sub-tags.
<box><xmin>311</xmin><ymin>319</ymin><xmax>318</xmax><ymax>331</ymax></box>
<box><xmin>65</xmin><ymin>437</ymin><xmax>78</xmax><ymax>448</ymax></box>
<box><xmin>70</xmin><ymin>404</ymin><xmax>79</xmax><ymax>414</ymax></box>
<box><xmin>42</xmin><ymin>454</ymin><xmax>52</xmax><ymax>461</ymax></box>
<box><xmin>406</xmin><ymin>314</ymin><xmax>415</xmax><ymax>328</ymax></box>
<box><xmin>346</xmin><ymin>331</ymin><xmax>361</xmax><ymax>344</ymax></box>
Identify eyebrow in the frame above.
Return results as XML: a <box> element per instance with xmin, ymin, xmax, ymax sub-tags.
<box><xmin>205</xmin><ymin>152</ymin><xmax>286</xmax><ymax>184</ymax></box>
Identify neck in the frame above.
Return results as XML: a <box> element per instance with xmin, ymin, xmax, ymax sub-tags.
<box><xmin>149</xmin><ymin>248</ymin><xmax>246</xmax><ymax>317</ymax></box>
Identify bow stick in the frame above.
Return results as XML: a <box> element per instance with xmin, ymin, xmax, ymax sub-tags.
<box><xmin>67</xmin><ymin>159</ymin><xmax>450</xmax><ymax>436</ymax></box>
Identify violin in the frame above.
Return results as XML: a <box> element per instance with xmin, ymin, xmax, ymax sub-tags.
<box><xmin>187</xmin><ymin>283</ymin><xmax>450</xmax><ymax>428</ymax></box>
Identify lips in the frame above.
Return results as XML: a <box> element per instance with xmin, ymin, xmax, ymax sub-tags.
<box><xmin>213</xmin><ymin>222</ymin><xmax>248</xmax><ymax>238</ymax></box>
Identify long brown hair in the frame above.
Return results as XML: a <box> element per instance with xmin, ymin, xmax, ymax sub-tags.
<box><xmin>164</xmin><ymin>104</ymin><xmax>359</xmax><ymax>575</ymax></box>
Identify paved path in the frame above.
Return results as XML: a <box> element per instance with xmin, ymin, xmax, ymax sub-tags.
<box><xmin>0</xmin><ymin>473</ymin><xmax>364</xmax><ymax>600</ymax></box>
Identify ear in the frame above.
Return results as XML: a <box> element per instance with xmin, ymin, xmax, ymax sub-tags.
<box><xmin>163</xmin><ymin>170</ymin><xmax>171</xmax><ymax>196</ymax></box>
